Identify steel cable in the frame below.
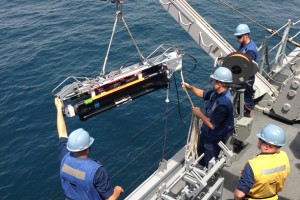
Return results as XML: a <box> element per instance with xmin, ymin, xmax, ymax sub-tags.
<box><xmin>218</xmin><ymin>0</ymin><xmax>272</xmax><ymax>33</ymax></box>
<box><xmin>218</xmin><ymin>0</ymin><xmax>300</xmax><ymax>47</ymax></box>
<box><xmin>124</xmin><ymin>134</ymin><xmax>188</xmax><ymax>192</ymax></box>
<box><xmin>110</xmin><ymin>112</ymin><xmax>191</xmax><ymax>179</ymax></box>
<box><xmin>100</xmin><ymin>97</ymin><xmax>190</xmax><ymax>163</ymax></box>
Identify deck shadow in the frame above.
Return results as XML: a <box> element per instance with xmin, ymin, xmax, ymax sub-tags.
<box><xmin>289</xmin><ymin>131</ymin><xmax>300</xmax><ymax>159</ymax></box>
<box><xmin>295</xmin><ymin>163</ymin><xmax>300</xmax><ymax>171</ymax></box>
<box><xmin>220</xmin><ymin>169</ymin><xmax>240</xmax><ymax>194</ymax></box>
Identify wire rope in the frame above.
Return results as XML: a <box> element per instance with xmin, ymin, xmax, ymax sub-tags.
<box><xmin>218</xmin><ymin>0</ymin><xmax>300</xmax><ymax>47</ymax></box>
<box><xmin>100</xmin><ymin>97</ymin><xmax>190</xmax><ymax>163</ymax></box>
<box><xmin>161</xmin><ymin>85</ymin><xmax>170</xmax><ymax>161</ymax></box>
<box><xmin>101</xmin><ymin>11</ymin><xmax>119</xmax><ymax>76</ymax></box>
<box><xmin>124</xmin><ymin>135</ymin><xmax>187</xmax><ymax>192</ymax></box>
<box><xmin>218</xmin><ymin>0</ymin><xmax>272</xmax><ymax>33</ymax></box>
<box><xmin>110</xmin><ymin>112</ymin><xmax>192</xmax><ymax>179</ymax></box>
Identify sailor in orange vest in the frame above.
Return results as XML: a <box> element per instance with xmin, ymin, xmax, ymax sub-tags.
<box><xmin>234</xmin><ymin>124</ymin><xmax>290</xmax><ymax>200</ymax></box>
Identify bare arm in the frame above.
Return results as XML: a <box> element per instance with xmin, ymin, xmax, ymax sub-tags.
<box><xmin>55</xmin><ymin>98</ymin><xmax>68</xmax><ymax>138</ymax></box>
<box><xmin>192</xmin><ymin>107</ymin><xmax>214</xmax><ymax>129</ymax></box>
<box><xmin>234</xmin><ymin>188</ymin><xmax>246</xmax><ymax>200</ymax></box>
<box><xmin>182</xmin><ymin>82</ymin><xmax>204</xmax><ymax>98</ymax></box>
<box><xmin>106</xmin><ymin>186</ymin><xmax>123</xmax><ymax>200</ymax></box>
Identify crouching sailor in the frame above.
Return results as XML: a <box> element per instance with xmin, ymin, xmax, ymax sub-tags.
<box><xmin>55</xmin><ymin>97</ymin><xmax>123</xmax><ymax>200</ymax></box>
<box><xmin>234</xmin><ymin>124</ymin><xmax>290</xmax><ymax>200</ymax></box>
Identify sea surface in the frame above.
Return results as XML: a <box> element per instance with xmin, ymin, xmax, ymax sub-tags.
<box><xmin>0</xmin><ymin>0</ymin><xmax>299</xmax><ymax>199</ymax></box>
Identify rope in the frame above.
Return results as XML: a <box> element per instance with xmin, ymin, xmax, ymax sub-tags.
<box><xmin>218</xmin><ymin>0</ymin><xmax>272</xmax><ymax>33</ymax></box>
<box><xmin>173</xmin><ymin>75</ymin><xmax>185</xmax><ymax>125</ymax></box>
<box><xmin>101</xmin><ymin>1</ymin><xmax>145</xmax><ymax>76</ymax></box>
<box><xmin>179</xmin><ymin>68</ymin><xmax>201</xmax><ymax>161</ymax></box>
<box><xmin>185</xmin><ymin>114</ymin><xmax>200</xmax><ymax>161</ymax></box>
<box><xmin>121</xmin><ymin>16</ymin><xmax>145</xmax><ymax>62</ymax></box>
<box><xmin>161</xmin><ymin>85</ymin><xmax>170</xmax><ymax>161</ymax></box>
<box><xmin>180</xmin><ymin>69</ymin><xmax>194</xmax><ymax>107</ymax></box>
<box><xmin>101</xmin><ymin>12</ymin><xmax>119</xmax><ymax>76</ymax></box>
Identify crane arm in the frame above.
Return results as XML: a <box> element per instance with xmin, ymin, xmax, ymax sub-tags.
<box><xmin>160</xmin><ymin>0</ymin><xmax>277</xmax><ymax>100</ymax></box>
<box><xmin>160</xmin><ymin>0</ymin><xmax>235</xmax><ymax>61</ymax></box>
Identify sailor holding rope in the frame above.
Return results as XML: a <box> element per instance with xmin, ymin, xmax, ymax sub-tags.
<box><xmin>182</xmin><ymin>67</ymin><xmax>234</xmax><ymax>167</ymax></box>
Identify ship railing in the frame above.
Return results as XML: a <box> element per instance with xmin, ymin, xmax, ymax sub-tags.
<box><xmin>258</xmin><ymin>19</ymin><xmax>299</xmax><ymax>78</ymax></box>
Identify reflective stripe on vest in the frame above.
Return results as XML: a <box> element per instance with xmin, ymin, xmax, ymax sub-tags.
<box><xmin>247</xmin><ymin>151</ymin><xmax>290</xmax><ymax>199</ymax></box>
<box><xmin>262</xmin><ymin>165</ymin><xmax>286</xmax><ymax>175</ymax></box>
<box><xmin>60</xmin><ymin>152</ymin><xmax>102</xmax><ymax>200</ymax></box>
<box><xmin>62</xmin><ymin>164</ymin><xmax>86</xmax><ymax>180</ymax></box>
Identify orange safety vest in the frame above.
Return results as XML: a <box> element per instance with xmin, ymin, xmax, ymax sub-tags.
<box><xmin>245</xmin><ymin>151</ymin><xmax>290</xmax><ymax>200</ymax></box>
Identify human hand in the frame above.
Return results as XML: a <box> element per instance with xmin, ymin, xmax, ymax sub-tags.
<box><xmin>192</xmin><ymin>106</ymin><xmax>201</xmax><ymax>116</ymax></box>
<box><xmin>116</xmin><ymin>186</ymin><xmax>124</xmax><ymax>195</ymax></box>
<box><xmin>182</xmin><ymin>82</ymin><xmax>191</xmax><ymax>91</ymax></box>
<box><xmin>120</xmin><ymin>187</ymin><xmax>124</xmax><ymax>195</ymax></box>
<box><xmin>55</xmin><ymin>97</ymin><xmax>63</xmax><ymax>111</ymax></box>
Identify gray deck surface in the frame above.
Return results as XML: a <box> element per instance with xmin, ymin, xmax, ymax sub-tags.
<box><xmin>221</xmin><ymin>110</ymin><xmax>300</xmax><ymax>200</ymax></box>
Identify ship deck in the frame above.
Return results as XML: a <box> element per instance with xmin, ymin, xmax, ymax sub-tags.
<box><xmin>222</xmin><ymin>110</ymin><xmax>300</xmax><ymax>200</ymax></box>
<box><xmin>125</xmin><ymin>110</ymin><xmax>300</xmax><ymax>200</ymax></box>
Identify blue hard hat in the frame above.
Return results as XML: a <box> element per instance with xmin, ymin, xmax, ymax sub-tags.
<box><xmin>234</xmin><ymin>24</ymin><xmax>250</xmax><ymax>36</ymax></box>
<box><xmin>67</xmin><ymin>128</ymin><xmax>94</xmax><ymax>152</ymax></box>
<box><xmin>210</xmin><ymin>66</ymin><xmax>233</xmax><ymax>83</ymax></box>
<box><xmin>256</xmin><ymin>124</ymin><xmax>286</xmax><ymax>146</ymax></box>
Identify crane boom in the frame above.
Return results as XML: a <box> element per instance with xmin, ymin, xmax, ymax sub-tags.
<box><xmin>160</xmin><ymin>0</ymin><xmax>277</xmax><ymax>100</ymax></box>
<box><xmin>160</xmin><ymin>0</ymin><xmax>235</xmax><ymax>61</ymax></box>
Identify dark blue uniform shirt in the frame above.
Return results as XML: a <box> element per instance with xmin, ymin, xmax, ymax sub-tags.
<box><xmin>58</xmin><ymin>138</ymin><xmax>114</xmax><ymax>199</ymax></box>
<box><xmin>203</xmin><ymin>90</ymin><xmax>229</xmax><ymax>128</ymax></box>
<box><xmin>236</xmin><ymin>163</ymin><xmax>255</xmax><ymax>194</ymax></box>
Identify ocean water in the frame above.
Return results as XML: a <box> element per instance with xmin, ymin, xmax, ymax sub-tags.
<box><xmin>0</xmin><ymin>0</ymin><xmax>299</xmax><ymax>199</ymax></box>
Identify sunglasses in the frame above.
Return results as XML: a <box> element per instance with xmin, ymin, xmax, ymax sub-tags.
<box><xmin>236</xmin><ymin>35</ymin><xmax>244</xmax><ymax>39</ymax></box>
